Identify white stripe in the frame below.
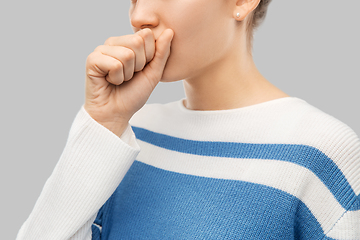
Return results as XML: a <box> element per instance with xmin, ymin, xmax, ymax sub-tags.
<box><xmin>326</xmin><ymin>209</ymin><xmax>360</xmax><ymax>239</ymax></box>
<box><xmin>92</xmin><ymin>223</ymin><xmax>102</xmax><ymax>232</ymax></box>
<box><xmin>136</xmin><ymin>139</ymin><xmax>348</xmax><ymax>235</ymax></box>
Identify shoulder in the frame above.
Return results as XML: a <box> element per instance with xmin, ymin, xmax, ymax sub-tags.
<box><xmin>288</xmin><ymin>99</ymin><xmax>360</xmax><ymax>150</ymax></box>
<box><xmin>254</xmin><ymin>98</ymin><xmax>360</xmax><ymax>195</ymax></box>
<box><xmin>287</xmin><ymin>98</ymin><xmax>360</xmax><ymax>161</ymax></box>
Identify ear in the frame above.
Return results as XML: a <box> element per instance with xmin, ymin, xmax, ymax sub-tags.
<box><xmin>233</xmin><ymin>0</ymin><xmax>261</xmax><ymax>21</ymax></box>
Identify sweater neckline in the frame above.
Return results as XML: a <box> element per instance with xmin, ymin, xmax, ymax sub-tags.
<box><xmin>177</xmin><ymin>96</ymin><xmax>305</xmax><ymax>115</ymax></box>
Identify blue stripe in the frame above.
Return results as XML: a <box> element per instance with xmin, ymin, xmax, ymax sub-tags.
<box><xmin>131</xmin><ymin>126</ymin><xmax>359</xmax><ymax>211</ymax></box>
<box><xmin>96</xmin><ymin>161</ymin><xmax>335</xmax><ymax>239</ymax></box>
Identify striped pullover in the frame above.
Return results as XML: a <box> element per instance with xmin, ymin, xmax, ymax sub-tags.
<box><xmin>17</xmin><ymin>97</ymin><xmax>360</xmax><ymax>239</ymax></box>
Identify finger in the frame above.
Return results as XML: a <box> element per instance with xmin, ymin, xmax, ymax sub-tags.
<box><xmin>142</xmin><ymin>28</ymin><xmax>174</xmax><ymax>85</ymax></box>
<box><xmin>107</xmin><ymin>60</ymin><xmax>125</xmax><ymax>85</ymax></box>
<box><xmin>88</xmin><ymin>51</ymin><xmax>125</xmax><ymax>85</ymax></box>
<box><xmin>94</xmin><ymin>45</ymin><xmax>135</xmax><ymax>81</ymax></box>
<box><xmin>104</xmin><ymin>32</ymin><xmax>150</xmax><ymax>73</ymax></box>
<box><xmin>135</xmin><ymin>28</ymin><xmax>156</xmax><ymax>64</ymax></box>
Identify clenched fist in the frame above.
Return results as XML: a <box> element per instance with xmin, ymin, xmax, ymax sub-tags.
<box><xmin>84</xmin><ymin>28</ymin><xmax>174</xmax><ymax>137</ymax></box>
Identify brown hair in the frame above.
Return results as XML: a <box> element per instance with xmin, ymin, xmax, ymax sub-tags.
<box><xmin>246</xmin><ymin>0</ymin><xmax>272</xmax><ymax>54</ymax></box>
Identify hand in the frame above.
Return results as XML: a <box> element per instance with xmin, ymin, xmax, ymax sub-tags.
<box><xmin>83</xmin><ymin>28</ymin><xmax>174</xmax><ymax>136</ymax></box>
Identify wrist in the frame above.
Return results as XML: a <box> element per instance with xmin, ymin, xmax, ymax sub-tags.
<box><xmin>100</xmin><ymin>122</ymin><xmax>129</xmax><ymax>138</ymax></box>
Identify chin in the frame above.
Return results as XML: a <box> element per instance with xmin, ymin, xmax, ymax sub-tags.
<box><xmin>160</xmin><ymin>70</ymin><xmax>184</xmax><ymax>83</ymax></box>
<box><xmin>160</xmin><ymin>59</ymin><xmax>185</xmax><ymax>83</ymax></box>
<box><xmin>160</xmin><ymin>76</ymin><xmax>181</xmax><ymax>83</ymax></box>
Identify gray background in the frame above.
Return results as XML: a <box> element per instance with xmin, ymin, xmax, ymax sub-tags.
<box><xmin>1</xmin><ymin>1</ymin><xmax>359</xmax><ymax>239</ymax></box>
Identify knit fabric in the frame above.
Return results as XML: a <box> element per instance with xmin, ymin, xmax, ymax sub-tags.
<box><xmin>17</xmin><ymin>97</ymin><xmax>360</xmax><ymax>240</ymax></box>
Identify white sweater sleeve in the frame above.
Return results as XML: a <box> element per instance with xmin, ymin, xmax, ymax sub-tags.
<box><xmin>16</xmin><ymin>105</ymin><xmax>141</xmax><ymax>240</ymax></box>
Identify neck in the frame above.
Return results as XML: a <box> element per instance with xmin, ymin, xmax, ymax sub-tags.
<box><xmin>182</xmin><ymin>49</ymin><xmax>289</xmax><ymax>111</ymax></box>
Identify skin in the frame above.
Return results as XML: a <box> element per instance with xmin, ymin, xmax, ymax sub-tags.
<box><xmin>129</xmin><ymin>0</ymin><xmax>290</xmax><ymax>111</ymax></box>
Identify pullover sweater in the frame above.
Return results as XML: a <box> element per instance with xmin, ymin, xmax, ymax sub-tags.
<box><xmin>17</xmin><ymin>97</ymin><xmax>360</xmax><ymax>240</ymax></box>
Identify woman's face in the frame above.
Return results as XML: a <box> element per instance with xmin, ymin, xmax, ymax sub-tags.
<box><xmin>129</xmin><ymin>0</ymin><xmax>239</xmax><ymax>82</ymax></box>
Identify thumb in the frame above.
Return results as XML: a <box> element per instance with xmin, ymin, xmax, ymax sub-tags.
<box><xmin>142</xmin><ymin>28</ymin><xmax>174</xmax><ymax>84</ymax></box>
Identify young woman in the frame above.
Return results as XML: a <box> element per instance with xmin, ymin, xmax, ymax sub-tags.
<box><xmin>17</xmin><ymin>0</ymin><xmax>359</xmax><ymax>239</ymax></box>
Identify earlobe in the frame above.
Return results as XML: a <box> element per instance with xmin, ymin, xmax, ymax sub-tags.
<box><xmin>234</xmin><ymin>10</ymin><xmax>244</xmax><ymax>21</ymax></box>
<box><xmin>234</xmin><ymin>0</ymin><xmax>261</xmax><ymax>21</ymax></box>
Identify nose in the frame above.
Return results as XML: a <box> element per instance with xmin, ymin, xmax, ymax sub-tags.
<box><xmin>129</xmin><ymin>0</ymin><xmax>159</xmax><ymax>33</ymax></box>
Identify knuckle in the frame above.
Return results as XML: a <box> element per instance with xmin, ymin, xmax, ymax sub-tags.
<box><xmin>104</xmin><ymin>37</ymin><xmax>113</xmax><ymax>45</ymax></box>
<box><xmin>86</xmin><ymin>52</ymin><xmax>97</xmax><ymax>65</ymax></box>
<box><xmin>142</xmin><ymin>28</ymin><xmax>151</xmax><ymax>35</ymax></box>
<box><xmin>94</xmin><ymin>45</ymin><xmax>104</xmax><ymax>52</ymax></box>
<box><xmin>132</xmin><ymin>35</ymin><xmax>144</xmax><ymax>49</ymax></box>
<box><xmin>123</xmin><ymin>49</ymin><xmax>135</xmax><ymax>61</ymax></box>
<box><xmin>112</xmin><ymin>61</ymin><xmax>123</xmax><ymax>70</ymax></box>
